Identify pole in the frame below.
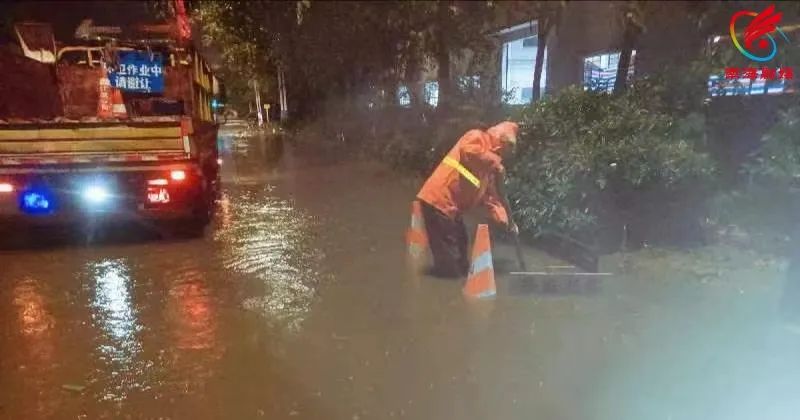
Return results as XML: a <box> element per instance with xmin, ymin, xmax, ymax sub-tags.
<box><xmin>253</xmin><ymin>79</ymin><xmax>263</xmax><ymax>127</ymax></box>
<box><xmin>514</xmin><ymin>233</ymin><xmax>528</xmax><ymax>272</ymax></box>
<box><xmin>278</xmin><ymin>67</ymin><xmax>288</xmax><ymax>123</ymax></box>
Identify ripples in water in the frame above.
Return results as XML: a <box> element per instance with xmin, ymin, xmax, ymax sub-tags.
<box><xmin>86</xmin><ymin>259</ymin><xmax>147</xmax><ymax>402</ymax></box>
<box><xmin>214</xmin><ymin>187</ymin><xmax>327</xmax><ymax>332</ymax></box>
<box><xmin>12</xmin><ymin>278</ymin><xmax>56</xmax><ymax>339</ymax></box>
<box><xmin>8</xmin><ymin>277</ymin><xmax>59</xmax><ymax>416</ymax></box>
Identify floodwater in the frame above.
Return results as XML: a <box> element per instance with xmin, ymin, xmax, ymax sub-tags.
<box><xmin>1</xmin><ymin>124</ymin><xmax>800</xmax><ymax>420</ymax></box>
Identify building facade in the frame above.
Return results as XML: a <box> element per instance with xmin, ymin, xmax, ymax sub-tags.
<box><xmin>497</xmin><ymin>1</ymin><xmax>702</xmax><ymax>100</ymax></box>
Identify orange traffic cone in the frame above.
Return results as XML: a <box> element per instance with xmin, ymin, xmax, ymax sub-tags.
<box><xmin>463</xmin><ymin>224</ymin><xmax>496</xmax><ymax>299</ymax></box>
<box><xmin>405</xmin><ymin>200</ymin><xmax>428</xmax><ymax>259</ymax></box>
<box><xmin>97</xmin><ymin>67</ymin><xmax>112</xmax><ymax>118</ymax></box>
<box><xmin>111</xmin><ymin>87</ymin><xmax>128</xmax><ymax>118</ymax></box>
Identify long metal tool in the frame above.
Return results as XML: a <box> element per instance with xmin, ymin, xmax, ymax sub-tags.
<box><xmin>513</xmin><ymin>232</ymin><xmax>528</xmax><ymax>271</ymax></box>
<box><xmin>501</xmin><ymin>180</ymin><xmax>527</xmax><ymax>273</ymax></box>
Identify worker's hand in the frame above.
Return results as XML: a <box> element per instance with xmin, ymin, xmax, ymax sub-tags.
<box><xmin>508</xmin><ymin>221</ymin><xmax>519</xmax><ymax>236</ymax></box>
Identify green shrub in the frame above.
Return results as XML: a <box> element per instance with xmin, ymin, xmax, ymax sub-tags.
<box><xmin>742</xmin><ymin>107</ymin><xmax>800</xmax><ymax>187</ymax></box>
<box><xmin>507</xmin><ymin>85</ymin><xmax>716</xmax><ymax>251</ymax></box>
<box><xmin>712</xmin><ymin>107</ymin><xmax>800</xmax><ymax>255</ymax></box>
<box><xmin>707</xmin><ymin>188</ymin><xmax>798</xmax><ymax>255</ymax></box>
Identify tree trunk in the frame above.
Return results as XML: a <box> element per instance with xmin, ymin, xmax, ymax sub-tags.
<box><xmin>614</xmin><ymin>47</ymin><xmax>632</xmax><ymax>94</ymax></box>
<box><xmin>435</xmin><ymin>1</ymin><xmax>452</xmax><ymax>112</ymax></box>
<box><xmin>614</xmin><ymin>11</ymin><xmax>637</xmax><ymax>94</ymax></box>
<box><xmin>531</xmin><ymin>18</ymin><xmax>549</xmax><ymax>102</ymax></box>
<box><xmin>386</xmin><ymin>77</ymin><xmax>400</xmax><ymax>108</ymax></box>
<box><xmin>405</xmin><ymin>42</ymin><xmax>422</xmax><ymax>107</ymax></box>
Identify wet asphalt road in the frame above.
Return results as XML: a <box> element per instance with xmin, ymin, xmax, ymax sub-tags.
<box><xmin>2</xmin><ymin>125</ymin><xmax>800</xmax><ymax>420</ymax></box>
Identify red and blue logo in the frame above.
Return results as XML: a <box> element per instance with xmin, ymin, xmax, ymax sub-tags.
<box><xmin>730</xmin><ymin>4</ymin><xmax>790</xmax><ymax>62</ymax></box>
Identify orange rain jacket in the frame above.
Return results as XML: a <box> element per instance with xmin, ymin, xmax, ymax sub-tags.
<box><xmin>417</xmin><ymin>122</ymin><xmax>519</xmax><ymax>226</ymax></box>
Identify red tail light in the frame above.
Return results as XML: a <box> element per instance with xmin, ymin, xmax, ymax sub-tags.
<box><xmin>170</xmin><ymin>170</ymin><xmax>187</xmax><ymax>181</ymax></box>
<box><xmin>0</xmin><ymin>183</ymin><xmax>14</xmax><ymax>193</ymax></box>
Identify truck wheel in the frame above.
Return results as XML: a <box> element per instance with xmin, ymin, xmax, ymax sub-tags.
<box><xmin>176</xmin><ymin>186</ymin><xmax>214</xmax><ymax>238</ymax></box>
<box><xmin>175</xmin><ymin>212</ymin><xmax>208</xmax><ymax>238</ymax></box>
<box><xmin>192</xmin><ymin>197</ymin><xmax>213</xmax><ymax>226</ymax></box>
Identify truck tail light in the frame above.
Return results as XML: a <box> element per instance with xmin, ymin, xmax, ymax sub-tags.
<box><xmin>170</xmin><ymin>170</ymin><xmax>187</xmax><ymax>181</ymax></box>
<box><xmin>0</xmin><ymin>182</ymin><xmax>13</xmax><ymax>193</ymax></box>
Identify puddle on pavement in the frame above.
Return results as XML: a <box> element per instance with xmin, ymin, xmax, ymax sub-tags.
<box><xmin>0</xmin><ymin>127</ymin><xmax>799</xmax><ymax>419</ymax></box>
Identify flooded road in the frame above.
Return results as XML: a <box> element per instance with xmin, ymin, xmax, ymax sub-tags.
<box><xmin>2</xmin><ymin>125</ymin><xmax>800</xmax><ymax>420</ymax></box>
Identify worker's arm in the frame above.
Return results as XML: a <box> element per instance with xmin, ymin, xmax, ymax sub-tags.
<box><xmin>460</xmin><ymin>132</ymin><xmax>504</xmax><ymax>174</ymax></box>
<box><xmin>483</xmin><ymin>173</ymin><xmax>518</xmax><ymax>234</ymax></box>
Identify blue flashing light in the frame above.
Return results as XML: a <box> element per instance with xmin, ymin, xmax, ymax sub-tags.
<box><xmin>20</xmin><ymin>187</ymin><xmax>56</xmax><ymax>215</ymax></box>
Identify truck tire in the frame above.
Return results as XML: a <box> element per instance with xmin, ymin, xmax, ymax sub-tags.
<box><xmin>175</xmin><ymin>183</ymin><xmax>214</xmax><ymax>238</ymax></box>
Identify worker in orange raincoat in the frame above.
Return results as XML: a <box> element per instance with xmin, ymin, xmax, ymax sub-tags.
<box><xmin>416</xmin><ymin>121</ymin><xmax>520</xmax><ymax>277</ymax></box>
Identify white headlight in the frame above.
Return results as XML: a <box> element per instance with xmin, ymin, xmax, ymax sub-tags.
<box><xmin>83</xmin><ymin>185</ymin><xmax>110</xmax><ymax>204</ymax></box>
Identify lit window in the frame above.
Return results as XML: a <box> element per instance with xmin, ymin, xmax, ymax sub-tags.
<box><xmin>707</xmin><ymin>74</ymin><xmax>793</xmax><ymax>97</ymax></box>
<box><xmin>424</xmin><ymin>81</ymin><xmax>439</xmax><ymax>107</ymax></box>
<box><xmin>458</xmin><ymin>75</ymin><xmax>480</xmax><ymax>93</ymax></box>
<box><xmin>521</xmin><ymin>87</ymin><xmax>533</xmax><ymax>101</ymax></box>
<box><xmin>397</xmin><ymin>85</ymin><xmax>411</xmax><ymax>107</ymax></box>
<box><xmin>704</xmin><ymin>34</ymin><xmax>795</xmax><ymax>97</ymax></box>
<box><xmin>522</xmin><ymin>37</ymin><xmax>537</xmax><ymax>48</ymax></box>
<box><xmin>501</xmin><ymin>36</ymin><xmax>547</xmax><ymax>104</ymax></box>
<box><xmin>583</xmin><ymin>51</ymin><xmax>636</xmax><ymax>92</ymax></box>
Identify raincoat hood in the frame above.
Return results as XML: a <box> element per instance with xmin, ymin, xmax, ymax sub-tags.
<box><xmin>486</xmin><ymin>121</ymin><xmax>519</xmax><ymax>153</ymax></box>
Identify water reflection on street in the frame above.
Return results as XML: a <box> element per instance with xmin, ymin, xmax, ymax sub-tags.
<box><xmin>91</xmin><ymin>260</ymin><xmax>138</xmax><ymax>345</ymax></box>
<box><xmin>219</xmin><ymin>189</ymin><xmax>324</xmax><ymax>332</ymax></box>
<box><xmin>167</xmin><ymin>268</ymin><xmax>216</xmax><ymax>352</ymax></box>
<box><xmin>0</xmin><ymin>125</ymin><xmax>799</xmax><ymax>419</ymax></box>
<box><xmin>88</xmin><ymin>259</ymin><xmax>145</xmax><ymax>402</ymax></box>
<box><xmin>0</xmin><ymin>127</ymin><xmax>329</xmax><ymax>418</ymax></box>
<box><xmin>9</xmin><ymin>277</ymin><xmax>58</xmax><ymax>416</ymax></box>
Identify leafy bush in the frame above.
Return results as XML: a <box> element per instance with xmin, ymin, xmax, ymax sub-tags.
<box><xmin>706</xmin><ymin>188</ymin><xmax>798</xmax><ymax>256</ymax></box>
<box><xmin>709</xmin><ymin>107</ymin><xmax>800</xmax><ymax>255</ymax></box>
<box><xmin>507</xmin><ymin>85</ymin><xmax>716</xmax><ymax>251</ymax></box>
<box><xmin>742</xmin><ymin>107</ymin><xmax>800</xmax><ymax>187</ymax></box>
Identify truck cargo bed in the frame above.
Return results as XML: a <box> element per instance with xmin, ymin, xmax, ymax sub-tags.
<box><xmin>0</xmin><ymin>116</ymin><xmax>190</xmax><ymax>169</ymax></box>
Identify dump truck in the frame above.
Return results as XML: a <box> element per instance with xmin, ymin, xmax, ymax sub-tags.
<box><xmin>0</xmin><ymin>20</ymin><xmax>223</xmax><ymax>234</ymax></box>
